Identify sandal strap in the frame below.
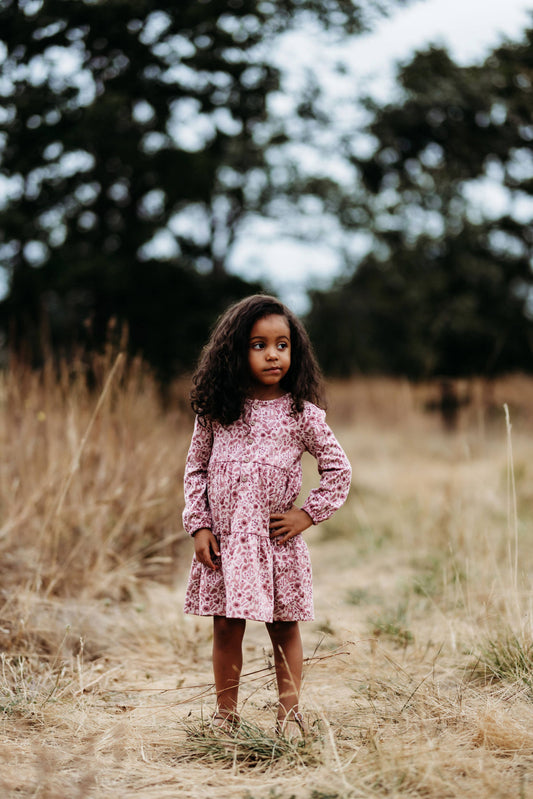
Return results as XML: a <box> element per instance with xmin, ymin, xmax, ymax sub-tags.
<box><xmin>276</xmin><ymin>710</ymin><xmax>306</xmax><ymax>737</ymax></box>
<box><xmin>210</xmin><ymin>711</ymin><xmax>240</xmax><ymax>732</ymax></box>
<box><xmin>212</xmin><ymin>709</ymin><xmax>240</xmax><ymax>723</ymax></box>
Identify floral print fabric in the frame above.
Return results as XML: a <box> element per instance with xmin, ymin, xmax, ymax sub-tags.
<box><xmin>182</xmin><ymin>394</ymin><xmax>351</xmax><ymax>622</ymax></box>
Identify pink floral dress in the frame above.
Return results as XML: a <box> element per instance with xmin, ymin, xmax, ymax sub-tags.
<box><xmin>182</xmin><ymin>394</ymin><xmax>351</xmax><ymax>623</ymax></box>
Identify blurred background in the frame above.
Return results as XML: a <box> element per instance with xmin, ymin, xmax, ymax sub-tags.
<box><xmin>1</xmin><ymin>0</ymin><xmax>532</xmax><ymax>384</ymax></box>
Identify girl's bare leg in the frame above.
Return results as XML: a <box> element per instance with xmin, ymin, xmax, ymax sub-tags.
<box><xmin>266</xmin><ymin>620</ymin><xmax>303</xmax><ymax>724</ymax></box>
<box><xmin>212</xmin><ymin>615</ymin><xmax>246</xmax><ymax>719</ymax></box>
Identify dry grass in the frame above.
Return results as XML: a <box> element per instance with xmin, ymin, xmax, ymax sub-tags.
<box><xmin>2</xmin><ymin>358</ymin><xmax>533</xmax><ymax>798</ymax></box>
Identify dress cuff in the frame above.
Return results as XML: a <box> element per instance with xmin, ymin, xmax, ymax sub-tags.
<box><xmin>184</xmin><ymin>514</ymin><xmax>213</xmax><ymax>537</ymax></box>
<box><xmin>300</xmin><ymin>502</ymin><xmax>319</xmax><ymax>525</ymax></box>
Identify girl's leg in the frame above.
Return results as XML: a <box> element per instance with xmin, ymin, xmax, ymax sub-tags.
<box><xmin>212</xmin><ymin>615</ymin><xmax>246</xmax><ymax>720</ymax></box>
<box><xmin>265</xmin><ymin>620</ymin><xmax>303</xmax><ymax>724</ymax></box>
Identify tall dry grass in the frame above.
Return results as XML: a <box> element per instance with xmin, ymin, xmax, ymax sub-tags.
<box><xmin>2</xmin><ymin>360</ymin><xmax>533</xmax><ymax>798</ymax></box>
<box><xmin>1</xmin><ymin>348</ymin><xmax>190</xmax><ymax>658</ymax></box>
<box><xmin>2</xmin><ymin>351</ymin><xmax>190</xmax><ymax>583</ymax></box>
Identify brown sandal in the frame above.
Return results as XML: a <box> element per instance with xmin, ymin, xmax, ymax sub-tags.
<box><xmin>275</xmin><ymin>710</ymin><xmax>306</xmax><ymax>740</ymax></box>
<box><xmin>209</xmin><ymin>711</ymin><xmax>240</xmax><ymax>734</ymax></box>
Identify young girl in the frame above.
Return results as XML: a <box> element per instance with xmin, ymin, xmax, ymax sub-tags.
<box><xmin>182</xmin><ymin>294</ymin><xmax>351</xmax><ymax>735</ymax></box>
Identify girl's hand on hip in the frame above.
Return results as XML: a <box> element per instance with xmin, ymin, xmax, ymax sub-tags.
<box><xmin>193</xmin><ymin>528</ymin><xmax>220</xmax><ymax>570</ymax></box>
<box><xmin>269</xmin><ymin>506</ymin><xmax>313</xmax><ymax>544</ymax></box>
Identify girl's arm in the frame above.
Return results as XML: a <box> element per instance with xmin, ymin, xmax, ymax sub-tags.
<box><xmin>299</xmin><ymin>403</ymin><xmax>352</xmax><ymax>525</ymax></box>
<box><xmin>270</xmin><ymin>404</ymin><xmax>352</xmax><ymax>544</ymax></box>
<box><xmin>182</xmin><ymin>416</ymin><xmax>214</xmax><ymax>536</ymax></box>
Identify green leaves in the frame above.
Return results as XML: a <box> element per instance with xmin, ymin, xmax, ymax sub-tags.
<box><xmin>0</xmin><ymin>0</ymin><xmax>383</xmax><ymax>376</ymax></box>
<box><xmin>308</xmin><ymin>26</ymin><xmax>533</xmax><ymax>378</ymax></box>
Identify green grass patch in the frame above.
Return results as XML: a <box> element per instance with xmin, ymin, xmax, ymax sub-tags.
<box><xmin>345</xmin><ymin>587</ymin><xmax>381</xmax><ymax>606</ymax></box>
<box><xmin>370</xmin><ymin>602</ymin><xmax>414</xmax><ymax>647</ymax></box>
<box><xmin>476</xmin><ymin>632</ymin><xmax>533</xmax><ymax>696</ymax></box>
<box><xmin>177</xmin><ymin>717</ymin><xmax>322</xmax><ymax>769</ymax></box>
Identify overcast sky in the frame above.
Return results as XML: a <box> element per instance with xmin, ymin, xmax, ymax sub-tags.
<box><xmin>228</xmin><ymin>0</ymin><xmax>533</xmax><ymax>312</ymax></box>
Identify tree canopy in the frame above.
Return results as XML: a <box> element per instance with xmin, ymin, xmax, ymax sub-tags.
<box><xmin>3</xmin><ymin>1</ymin><xmax>531</xmax><ymax>381</ymax></box>
<box><xmin>307</xmin><ymin>27</ymin><xmax>533</xmax><ymax>378</ymax></box>
<box><xmin>0</xmin><ymin>0</ymin><xmax>394</xmax><ymax>376</ymax></box>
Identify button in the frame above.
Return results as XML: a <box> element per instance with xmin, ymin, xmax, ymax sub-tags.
<box><xmin>247</xmin><ymin>438</ymin><xmax>253</xmax><ymax>444</ymax></box>
<box><xmin>241</xmin><ymin>475</ymin><xmax>248</xmax><ymax>482</ymax></box>
<box><xmin>250</xmin><ymin>421</ymin><xmax>255</xmax><ymax>426</ymax></box>
<box><xmin>243</xmin><ymin>456</ymin><xmax>250</xmax><ymax>463</ymax></box>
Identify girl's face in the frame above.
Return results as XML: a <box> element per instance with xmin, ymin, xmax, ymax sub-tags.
<box><xmin>247</xmin><ymin>314</ymin><xmax>291</xmax><ymax>399</ymax></box>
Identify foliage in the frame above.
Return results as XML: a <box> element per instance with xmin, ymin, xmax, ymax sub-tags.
<box><xmin>307</xmin><ymin>28</ymin><xmax>533</xmax><ymax>378</ymax></box>
<box><xmin>0</xmin><ymin>0</ymin><xmax>387</xmax><ymax>377</ymax></box>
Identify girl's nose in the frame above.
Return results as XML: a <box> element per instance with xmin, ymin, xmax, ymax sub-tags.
<box><xmin>266</xmin><ymin>347</ymin><xmax>278</xmax><ymax>360</ymax></box>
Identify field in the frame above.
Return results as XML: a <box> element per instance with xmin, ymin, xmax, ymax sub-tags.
<box><xmin>2</xmin><ymin>354</ymin><xmax>533</xmax><ymax>798</ymax></box>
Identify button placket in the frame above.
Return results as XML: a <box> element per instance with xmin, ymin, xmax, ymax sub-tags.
<box><xmin>246</xmin><ymin>417</ymin><xmax>254</xmax><ymax>450</ymax></box>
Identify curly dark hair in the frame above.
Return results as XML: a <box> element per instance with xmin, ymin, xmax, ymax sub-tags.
<box><xmin>191</xmin><ymin>294</ymin><xmax>325</xmax><ymax>425</ymax></box>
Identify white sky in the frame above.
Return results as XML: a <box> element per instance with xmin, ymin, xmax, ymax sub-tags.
<box><xmin>347</xmin><ymin>0</ymin><xmax>533</xmax><ymax>94</ymax></box>
<box><xmin>229</xmin><ymin>0</ymin><xmax>533</xmax><ymax>312</ymax></box>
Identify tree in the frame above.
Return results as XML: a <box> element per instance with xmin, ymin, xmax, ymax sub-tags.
<box><xmin>0</xmin><ymin>0</ymin><xmax>397</xmax><ymax>376</ymax></box>
<box><xmin>308</xmin><ymin>30</ymin><xmax>533</xmax><ymax>378</ymax></box>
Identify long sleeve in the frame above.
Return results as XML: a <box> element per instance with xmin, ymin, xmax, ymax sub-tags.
<box><xmin>182</xmin><ymin>416</ymin><xmax>214</xmax><ymax>536</ymax></box>
<box><xmin>300</xmin><ymin>404</ymin><xmax>352</xmax><ymax>525</ymax></box>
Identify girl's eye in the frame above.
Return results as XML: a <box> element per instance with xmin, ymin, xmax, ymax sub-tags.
<box><xmin>250</xmin><ymin>341</ymin><xmax>288</xmax><ymax>350</ymax></box>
